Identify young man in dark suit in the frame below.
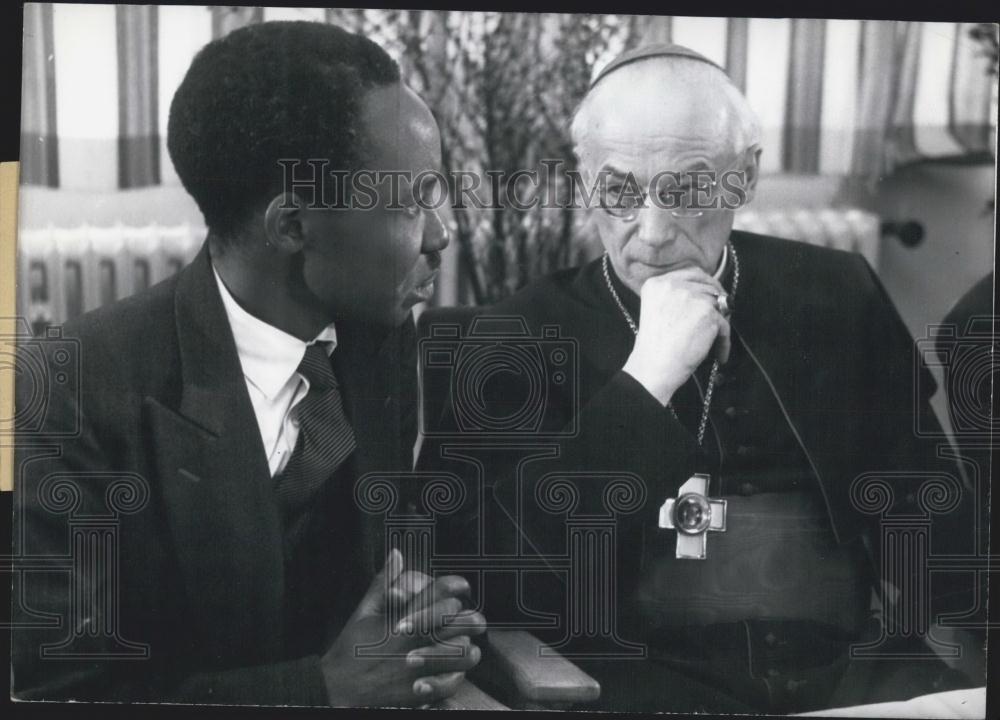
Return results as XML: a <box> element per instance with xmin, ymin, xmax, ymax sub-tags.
<box><xmin>12</xmin><ymin>21</ymin><xmax>483</xmax><ymax>706</ymax></box>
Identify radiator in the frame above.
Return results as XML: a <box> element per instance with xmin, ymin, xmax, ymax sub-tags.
<box><xmin>17</xmin><ymin>224</ymin><xmax>205</xmax><ymax>332</ymax></box>
<box><xmin>733</xmin><ymin>208</ymin><xmax>881</xmax><ymax>269</ymax></box>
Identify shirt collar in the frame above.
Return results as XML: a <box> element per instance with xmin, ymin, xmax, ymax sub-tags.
<box><xmin>212</xmin><ymin>265</ymin><xmax>338</xmax><ymax>400</ymax></box>
<box><xmin>713</xmin><ymin>244</ymin><xmax>728</xmax><ymax>281</ymax></box>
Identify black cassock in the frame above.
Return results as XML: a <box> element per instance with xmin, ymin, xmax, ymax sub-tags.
<box><xmin>417</xmin><ymin>231</ymin><xmax>983</xmax><ymax>713</ymax></box>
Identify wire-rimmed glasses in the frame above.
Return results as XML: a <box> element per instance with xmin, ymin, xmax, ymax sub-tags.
<box><xmin>598</xmin><ymin>153</ymin><xmax>751</xmax><ymax>221</ymax></box>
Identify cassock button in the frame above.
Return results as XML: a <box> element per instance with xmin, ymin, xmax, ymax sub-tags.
<box><xmin>739</xmin><ymin>482</ymin><xmax>757</xmax><ymax>496</ymax></box>
<box><xmin>724</xmin><ymin>406</ymin><xmax>738</xmax><ymax>419</ymax></box>
<box><xmin>736</xmin><ymin>445</ymin><xmax>753</xmax><ymax>458</ymax></box>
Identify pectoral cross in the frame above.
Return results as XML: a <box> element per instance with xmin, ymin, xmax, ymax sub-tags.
<box><xmin>658</xmin><ymin>474</ymin><xmax>727</xmax><ymax>559</ymax></box>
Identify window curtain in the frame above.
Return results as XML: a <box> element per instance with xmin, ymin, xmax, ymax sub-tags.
<box><xmin>21</xmin><ymin>11</ymin><xmax>997</xmax><ymax>190</ymax></box>
<box><xmin>20</xmin><ymin>3</ymin><xmax>58</xmax><ymax>187</ymax></box>
<box><xmin>117</xmin><ymin>5</ymin><xmax>160</xmax><ymax>188</ymax></box>
<box><xmin>783</xmin><ymin>19</ymin><xmax>827</xmax><ymax>173</ymax></box>
<box><xmin>211</xmin><ymin>6</ymin><xmax>263</xmax><ymax>39</ymax></box>
<box><xmin>626</xmin><ymin>17</ymin><xmax>996</xmax><ymax>178</ymax></box>
<box><xmin>850</xmin><ymin>21</ymin><xmax>995</xmax><ymax>180</ymax></box>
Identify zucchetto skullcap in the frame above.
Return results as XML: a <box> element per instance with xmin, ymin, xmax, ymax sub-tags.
<box><xmin>590</xmin><ymin>43</ymin><xmax>725</xmax><ymax>90</ymax></box>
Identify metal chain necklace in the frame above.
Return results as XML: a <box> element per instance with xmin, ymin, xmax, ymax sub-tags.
<box><xmin>602</xmin><ymin>242</ymin><xmax>741</xmax><ymax>446</ymax></box>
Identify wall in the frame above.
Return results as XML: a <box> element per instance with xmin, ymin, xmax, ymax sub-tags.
<box><xmin>873</xmin><ymin>160</ymin><xmax>996</xmax><ymax>435</ymax></box>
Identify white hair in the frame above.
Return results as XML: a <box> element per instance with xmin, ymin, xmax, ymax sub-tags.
<box><xmin>570</xmin><ymin>56</ymin><xmax>762</xmax><ymax>159</ymax></box>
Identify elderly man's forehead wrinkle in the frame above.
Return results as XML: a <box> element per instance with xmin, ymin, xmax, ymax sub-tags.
<box><xmin>581</xmin><ymin>114</ymin><xmax>734</xmax><ymax>173</ymax></box>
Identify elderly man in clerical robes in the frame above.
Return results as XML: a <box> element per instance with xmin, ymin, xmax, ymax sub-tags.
<box><xmin>417</xmin><ymin>45</ymin><xmax>983</xmax><ymax>714</ymax></box>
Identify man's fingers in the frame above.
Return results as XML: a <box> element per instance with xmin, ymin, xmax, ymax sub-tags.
<box><xmin>394</xmin><ymin>571</ymin><xmax>435</xmax><ymax>599</ymax></box>
<box><xmin>387</xmin><ymin>587</ymin><xmax>407</xmax><ymax>608</ymax></box>
<box><xmin>357</xmin><ymin>548</ymin><xmax>405</xmax><ymax>616</ymax></box>
<box><xmin>387</xmin><ymin>570</ymin><xmax>435</xmax><ymax>615</ymax></box>
<box><xmin>396</xmin><ymin>575</ymin><xmax>471</xmax><ymax>630</ymax></box>
<box><xmin>421</xmin><ymin>575</ymin><xmax>472</xmax><ymax>605</ymax></box>
<box><xmin>396</xmin><ymin>596</ymin><xmax>464</xmax><ymax>635</ymax></box>
<box><xmin>412</xmin><ymin>671</ymin><xmax>466</xmax><ymax>703</ymax></box>
<box><xmin>415</xmin><ymin>609</ymin><xmax>487</xmax><ymax>643</ymax></box>
<box><xmin>404</xmin><ymin>638</ymin><xmax>481</xmax><ymax>674</ymax></box>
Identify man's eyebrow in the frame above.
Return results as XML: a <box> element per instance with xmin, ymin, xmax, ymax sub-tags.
<box><xmin>675</xmin><ymin>156</ymin><xmax>718</xmax><ymax>171</ymax></box>
<box><xmin>599</xmin><ymin>164</ymin><xmax>630</xmax><ymax>179</ymax></box>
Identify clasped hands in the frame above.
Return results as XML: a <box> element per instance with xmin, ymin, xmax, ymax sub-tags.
<box><xmin>321</xmin><ymin>549</ymin><xmax>485</xmax><ymax>707</ymax></box>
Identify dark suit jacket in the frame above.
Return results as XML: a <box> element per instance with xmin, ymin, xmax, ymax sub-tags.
<box><xmin>417</xmin><ymin>231</ymin><xmax>978</xmax><ymax>641</ymax></box>
<box><xmin>12</xmin><ymin>244</ymin><xmax>418</xmax><ymax>704</ymax></box>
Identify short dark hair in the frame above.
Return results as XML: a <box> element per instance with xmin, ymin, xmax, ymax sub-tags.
<box><xmin>167</xmin><ymin>21</ymin><xmax>401</xmax><ymax>242</ymax></box>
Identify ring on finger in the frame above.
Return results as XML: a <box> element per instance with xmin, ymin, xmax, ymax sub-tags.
<box><xmin>715</xmin><ymin>292</ymin><xmax>732</xmax><ymax>317</ymax></box>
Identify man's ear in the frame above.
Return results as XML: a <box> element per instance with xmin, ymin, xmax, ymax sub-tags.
<box><xmin>264</xmin><ymin>193</ymin><xmax>307</xmax><ymax>253</ymax></box>
<box><xmin>740</xmin><ymin>145</ymin><xmax>763</xmax><ymax>206</ymax></box>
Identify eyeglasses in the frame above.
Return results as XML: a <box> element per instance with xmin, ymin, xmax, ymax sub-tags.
<box><xmin>598</xmin><ymin>155</ymin><xmax>750</xmax><ymax>222</ymax></box>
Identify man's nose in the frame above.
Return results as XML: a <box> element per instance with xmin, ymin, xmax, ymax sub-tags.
<box><xmin>635</xmin><ymin>202</ymin><xmax>680</xmax><ymax>246</ymax></box>
<box><xmin>422</xmin><ymin>208</ymin><xmax>450</xmax><ymax>253</ymax></box>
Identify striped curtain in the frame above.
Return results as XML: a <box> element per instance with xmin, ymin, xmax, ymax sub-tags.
<box><xmin>624</xmin><ymin>17</ymin><xmax>997</xmax><ymax>178</ymax></box>
<box><xmin>210</xmin><ymin>5</ymin><xmax>262</xmax><ymax>39</ymax></box>
<box><xmin>17</xmin><ymin>8</ymin><xmax>998</xmax><ymax>190</ymax></box>
<box><xmin>20</xmin><ymin>3</ymin><xmax>58</xmax><ymax>187</ymax></box>
<box><xmin>117</xmin><ymin>5</ymin><xmax>159</xmax><ymax>188</ymax></box>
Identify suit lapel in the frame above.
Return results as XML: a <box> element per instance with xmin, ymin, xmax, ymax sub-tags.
<box><xmin>145</xmin><ymin>244</ymin><xmax>284</xmax><ymax>659</ymax></box>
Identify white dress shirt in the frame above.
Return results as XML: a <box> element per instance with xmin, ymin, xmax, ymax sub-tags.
<box><xmin>212</xmin><ymin>266</ymin><xmax>338</xmax><ymax>477</ymax></box>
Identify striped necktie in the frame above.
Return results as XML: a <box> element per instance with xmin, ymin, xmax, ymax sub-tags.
<box><xmin>274</xmin><ymin>343</ymin><xmax>357</xmax><ymax>517</ymax></box>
